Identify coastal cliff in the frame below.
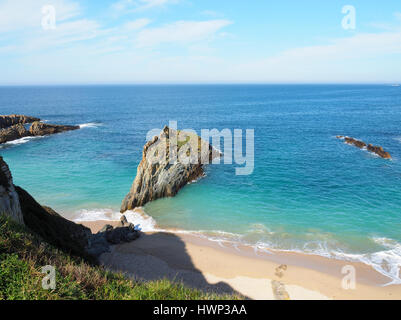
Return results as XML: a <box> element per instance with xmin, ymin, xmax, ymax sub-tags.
<box><xmin>0</xmin><ymin>157</ymin><xmax>24</xmax><ymax>224</ymax></box>
<box><xmin>0</xmin><ymin>156</ymin><xmax>140</xmax><ymax>260</ymax></box>
<box><xmin>121</xmin><ymin>126</ymin><xmax>220</xmax><ymax>212</ymax></box>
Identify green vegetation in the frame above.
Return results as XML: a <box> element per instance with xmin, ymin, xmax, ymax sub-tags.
<box><xmin>0</xmin><ymin>216</ymin><xmax>239</xmax><ymax>300</ymax></box>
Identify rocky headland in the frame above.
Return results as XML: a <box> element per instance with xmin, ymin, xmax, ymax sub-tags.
<box><xmin>121</xmin><ymin>126</ymin><xmax>221</xmax><ymax>212</ymax></box>
<box><xmin>336</xmin><ymin>136</ymin><xmax>392</xmax><ymax>159</ymax></box>
<box><xmin>0</xmin><ymin>156</ymin><xmax>140</xmax><ymax>261</ymax></box>
<box><xmin>0</xmin><ymin>114</ymin><xmax>80</xmax><ymax>145</ymax></box>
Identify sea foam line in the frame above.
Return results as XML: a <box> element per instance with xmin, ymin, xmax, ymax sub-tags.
<box><xmin>73</xmin><ymin>207</ymin><xmax>401</xmax><ymax>285</ymax></box>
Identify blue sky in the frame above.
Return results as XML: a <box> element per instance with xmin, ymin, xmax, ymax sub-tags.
<box><xmin>0</xmin><ymin>0</ymin><xmax>401</xmax><ymax>84</ymax></box>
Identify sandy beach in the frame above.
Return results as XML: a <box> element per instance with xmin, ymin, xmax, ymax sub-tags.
<box><xmin>80</xmin><ymin>220</ymin><xmax>401</xmax><ymax>300</ymax></box>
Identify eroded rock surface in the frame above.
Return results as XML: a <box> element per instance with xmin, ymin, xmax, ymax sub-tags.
<box><xmin>29</xmin><ymin>121</ymin><xmax>80</xmax><ymax>136</ymax></box>
<box><xmin>121</xmin><ymin>126</ymin><xmax>220</xmax><ymax>212</ymax></box>
<box><xmin>0</xmin><ymin>124</ymin><xmax>30</xmax><ymax>144</ymax></box>
<box><xmin>0</xmin><ymin>114</ymin><xmax>40</xmax><ymax>129</ymax></box>
<box><xmin>0</xmin><ymin>156</ymin><xmax>24</xmax><ymax>224</ymax></box>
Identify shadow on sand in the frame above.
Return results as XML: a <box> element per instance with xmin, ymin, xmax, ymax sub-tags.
<box><xmin>100</xmin><ymin>232</ymin><xmax>249</xmax><ymax>298</ymax></box>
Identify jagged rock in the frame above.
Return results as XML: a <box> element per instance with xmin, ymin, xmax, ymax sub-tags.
<box><xmin>99</xmin><ymin>224</ymin><xmax>114</xmax><ymax>233</ymax></box>
<box><xmin>0</xmin><ymin>124</ymin><xmax>30</xmax><ymax>144</ymax></box>
<box><xmin>0</xmin><ymin>157</ymin><xmax>24</xmax><ymax>224</ymax></box>
<box><xmin>29</xmin><ymin>121</ymin><xmax>80</xmax><ymax>136</ymax></box>
<box><xmin>0</xmin><ymin>114</ymin><xmax>40</xmax><ymax>129</ymax></box>
<box><xmin>336</xmin><ymin>136</ymin><xmax>391</xmax><ymax>159</ymax></box>
<box><xmin>121</xmin><ymin>126</ymin><xmax>220</xmax><ymax>212</ymax></box>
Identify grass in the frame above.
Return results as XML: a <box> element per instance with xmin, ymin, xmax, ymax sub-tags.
<box><xmin>0</xmin><ymin>216</ymin><xmax>240</xmax><ymax>300</ymax></box>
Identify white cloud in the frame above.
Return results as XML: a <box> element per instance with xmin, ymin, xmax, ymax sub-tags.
<box><xmin>135</xmin><ymin>20</ymin><xmax>232</xmax><ymax>47</ymax></box>
<box><xmin>395</xmin><ymin>12</ymin><xmax>401</xmax><ymax>21</ymax></box>
<box><xmin>123</xmin><ymin>18</ymin><xmax>152</xmax><ymax>30</ymax></box>
<box><xmin>112</xmin><ymin>0</ymin><xmax>178</xmax><ymax>13</ymax></box>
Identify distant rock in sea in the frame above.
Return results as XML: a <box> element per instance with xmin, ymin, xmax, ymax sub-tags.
<box><xmin>121</xmin><ymin>126</ymin><xmax>221</xmax><ymax>212</ymax></box>
<box><xmin>0</xmin><ymin>114</ymin><xmax>40</xmax><ymax>129</ymax></box>
<box><xmin>0</xmin><ymin>114</ymin><xmax>81</xmax><ymax>144</ymax></box>
<box><xmin>336</xmin><ymin>136</ymin><xmax>392</xmax><ymax>159</ymax></box>
<box><xmin>29</xmin><ymin>121</ymin><xmax>80</xmax><ymax>136</ymax></box>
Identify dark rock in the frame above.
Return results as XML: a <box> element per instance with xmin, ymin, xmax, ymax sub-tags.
<box><xmin>121</xmin><ymin>126</ymin><xmax>221</xmax><ymax>212</ymax></box>
<box><xmin>336</xmin><ymin>136</ymin><xmax>392</xmax><ymax>159</ymax></box>
<box><xmin>0</xmin><ymin>114</ymin><xmax>40</xmax><ymax>129</ymax></box>
<box><xmin>15</xmin><ymin>185</ymin><xmax>93</xmax><ymax>260</ymax></box>
<box><xmin>29</xmin><ymin>121</ymin><xmax>80</xmax><ymax>136</ymax></box>
<box><xmin>0</xmin><ymin>124</ymin><xmax>30</xmax><ymax>144</ymax></box>
<box><xmin>99</xmin><ymin>224</ymin><xmax>114</xmax><ymax>233</ymax></box>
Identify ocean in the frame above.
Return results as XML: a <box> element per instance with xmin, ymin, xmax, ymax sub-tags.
<box><xmin>1</xmin><ymin>84</ymin><xmax>400</xmax><ymax>284</ymax></box>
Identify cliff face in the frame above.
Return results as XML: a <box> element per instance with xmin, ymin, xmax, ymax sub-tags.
<box><xmin>121</xmin><ymin>126</ymin><xmax>220</xmax><ymax>212</ymax></box>
<box><xmin>0</xmin><ymin>157</ymin><xmax>24</xmax><ymax>224</ymax></box>
<box><xmin>0</xmin><ymin>114</ymin><xmax>40</xmax><ymax>129</ymax></box>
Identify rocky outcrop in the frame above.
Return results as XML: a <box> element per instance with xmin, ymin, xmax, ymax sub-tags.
<box><xmin>0</xmin><ymin>157</ymin><xmax>24</xmax><ymax>224</ymax></box>
<box><xmin>121</xmin><ymin>126</ymin><xmax>220</xmax><ymax>212</ymax></box>
<box><xmin>16</xmin><ymin>185</ymin><xmax>93</xmax><ymax>259</ymax></box>
<box><xmin>29</xmin><ymin>121</ymin><xmax>80</xmax><ymax>136</ymax></box>
<box><xmin>336</xmin><ymin>136</ymin><xmax>392</xmax><ymax>159</ymax></box>
<box><xmin>0</xmin><ymin>156</ymin><xmax>140</xmax><ymax>261</ymax></box>
<box><xmin>0</xmin><ymin>114</ymin><xmax>40</xmax><ymax>129</ymax></box>
<box><xmin>0</xmin><ymin>124</ymin><xmax>30</xmax><ymax>144</ymax></box>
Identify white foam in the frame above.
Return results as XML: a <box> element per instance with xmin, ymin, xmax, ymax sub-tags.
<box><xmin>1</xmin><ymin>136</ymin><xmax>43</xmax><ymax>147</ymax></box>
<box><xmin>73</xmin><ymin>208</ymin><xmax>121</xmax><ymax>222</ymax></box>
<box><xmin>71</xmin><ymin>207</ymin><xmax>401</xmax><ymax>285</ymax></box>
<box><xmin>79</xmin><ymin>122</ymin><xmax>102</xmax><ymax>129</ymax></box>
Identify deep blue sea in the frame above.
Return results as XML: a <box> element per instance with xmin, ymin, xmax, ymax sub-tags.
<box><xmin>1</xmin><ymin>85</ymin><xmax>401</xmax><ymax>283</ymax></box>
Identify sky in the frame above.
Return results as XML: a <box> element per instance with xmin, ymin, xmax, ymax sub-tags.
<box><xmin>0</xmin><ymin>0</ymin><xmax>401</xmax><ymax>84</ymax></box>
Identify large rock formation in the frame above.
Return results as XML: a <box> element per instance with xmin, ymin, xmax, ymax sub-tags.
<box><xmin>0</xmin><ymin>124</ymin><xmax>30</xmax><ymax>144</ymax></box>
<box><xmin>29</xmin><ymin>121</ymin><xmax>80</xmax><ymax>136</ymax></box>
<box><xmin>0</xmin><ymin>157</ymin><xmax>24</xmax><ymax>224</ymax></box>
<box><xmin>121</xmin><ymin>126</ymin><xmax>220</xmax><ymax>212</ymax></box>
<box><xmin>0</xmin><ymin>114</ymin><xmax>40</xmax><ymax>129</ymax></box>
<box><xmin>336</xmin><ymin>136</ymin><xmax>392</xmax><ymax>159</ymax></box>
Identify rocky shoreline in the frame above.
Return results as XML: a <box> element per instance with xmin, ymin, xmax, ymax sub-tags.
<box><xmin>0</xmin><ymin>156</ymin><xmax>140</xmax><ymax>261</ymax></box>
<box><xmin>0</xmin><ymin>114</ymin><xmax>80</xmax><ymax>145</ymax></box>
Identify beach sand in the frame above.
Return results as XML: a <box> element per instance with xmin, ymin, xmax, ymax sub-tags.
<box><xmin>80</xmin><ymin>220</ymin><xmax>401</xmax><ymax>300</ymax></box>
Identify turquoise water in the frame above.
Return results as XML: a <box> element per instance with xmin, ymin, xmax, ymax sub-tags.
<box><xmin>1</xmin><ymin>85</ymin><xmax>401</xmax><ymax>283</ymax></box>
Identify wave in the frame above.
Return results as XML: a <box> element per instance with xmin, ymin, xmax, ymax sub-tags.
<box><xmin>79</xmin><ymin>122</ymin><xmax>102</xmax><ymax>129</ymax></box>
<box><xmin>0</xmin><ymin>136</ymin><xmax>43</xmax><ymax>148</ymax></box>
<box><xmin>72</xmin><ymin>207</ymin><xmax>401</xmax><ymax>285</ymax></box>
<box><xmin>73</xmin><ymin>207</ymin><xmax>157</xmax><ymax>232</ymax></box>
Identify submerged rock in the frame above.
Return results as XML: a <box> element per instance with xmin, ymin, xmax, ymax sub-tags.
<box><xmin>336</xmin><ymin>136</ymin><xmax>391</xmax><ymax>159</ymax></box>
<box><xmin>0</xmin><ymin>123</ymin><xmax>30</xmax><ymax>144</ymax></box>
<box><xmin>0</xmin><ymin>114</ymin><xmax>40</xmax><ymax>129</ymax></box>
<box><xmin>121</xmin><ymin>126</ymin><xmax>221</xmax><ymax>212</ymax></box>
<box><xmin>0</xmin><ymin>157</ymin><xmax>24</xmax><ymax>224</ymax></box>
<box><xmin>29</xmin><ymin>121</ymin><xmax>80</xmax><ymax>136</ymax></box>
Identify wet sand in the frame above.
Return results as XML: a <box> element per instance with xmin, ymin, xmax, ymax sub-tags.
<box><xmin>80</xmin><ymin>220</ymin><xmax>401</xmax><ymax>300</ymax></box>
